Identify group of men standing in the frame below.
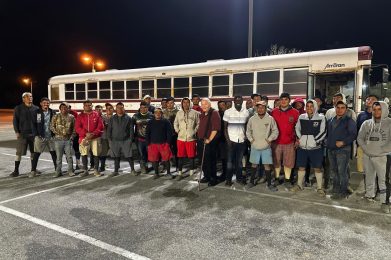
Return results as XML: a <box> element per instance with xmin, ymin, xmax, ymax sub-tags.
<box><xmin>10</xmin><ymin>91</ymin><xmax>391</xmax><ymax>213</ymax></box>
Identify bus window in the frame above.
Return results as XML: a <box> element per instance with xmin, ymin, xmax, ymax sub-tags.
<box><xmin>126</xmin><ymin>80</ymin><xmax>139</xmax><ymax>99</ymax></box>
<box><xmin>257</xmin><ymin>71</ymin><xmax>279</xmax><ymax>96</ymax></box>
<box><xmin>157</xmin><ymin>78</ymin><xmax>171</xmax><ymax>98</ymax></box>
<box><xmin>141</xmin><ymin>80</ymin><xmax>154</xmax><ymax>98</ymax></box>
<box><xmin>283</xmin><ymin>69</ymin><xmax>308</xmax><ymax>95</ymax></box>
<box><xmin>212</xmin><ymin>75</ymin><xmax>229</xmax><ymax>96</ymax></box>
<box><xmin>100</xmin><ymin>81</ymin><xmax>111</xmax><ymax>99</ymax></box>
<box><xmin>174</xmin><ymin>77</ymin><xmax>189</xmax><ymax>98</ymax></box>
<box><xmin>50</xmin><ymin>84</ymin><xmax>60</xmax><ymax>101</ymax></box>
<box><xmin>76</xmin><ymin>83</ymin><xmax>86</xmax><ymax>100</ymax></box>
<box><xmin>65</xmin><ymin>83</ymin><xmax>75</xmax><ymax>100</ymax></box>
<box><xmin>192</xmin><ymin>76</ymin><xmax>209</xmax><ymax>98</ymax></box>
<box><xmin>112</xmin><ymin>81</ymin><xmax>125</xmax><ymax>99</ymax></box>
<box><xmin>87</xmin><ymin>82</ymin><xmax>98</xmax><ymax>99</ymax></box>
<box><xmin>233</xmin><ymin>73</ymin><xmax>253</xmax><ymax>96</ymax></box>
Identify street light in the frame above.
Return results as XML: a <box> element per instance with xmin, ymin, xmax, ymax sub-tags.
<box><xmin>81</xmin><ymin>54</ymin><xmax>105</xmax><ymax>72</ymax></box>
<box><xmin>22</xmin><ymin>77</ymin><xmax>33</xmax><ymax>95</ymax></box>
<box><xmin>248</xmin><ymin>0</ymin><xmax>253</xmax><ymax>58</ymax></box>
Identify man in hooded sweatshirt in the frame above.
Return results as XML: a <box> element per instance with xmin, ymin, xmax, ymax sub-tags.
<box><xmin>246</xmin><ymin>101</ymin><xmax>279</xmax><ymax>190</ymax></box>
<box><xmin>292</xmin><ymin>98</ymin><xmax>306</xmax><ymax>115</ymax></box>
<box><xmin>292</xmin><ymin>99</ymin><xmax>327</xmax><ymax>196</ymax></box>
<box><xmin>174</xmin><ymin>97</ymin><xmax>200</xmax><ymax>180</ymax></box>
<box><xmin>357</xmin><ymin>101</ymin><xmax>391</xmax><ymax>213</ymax></box>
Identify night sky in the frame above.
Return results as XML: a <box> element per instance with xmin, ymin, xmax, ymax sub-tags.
<box><xmin>1</xmin><ymin>0</ymin><xmax>391</xmax><ymax>108</ymax></box>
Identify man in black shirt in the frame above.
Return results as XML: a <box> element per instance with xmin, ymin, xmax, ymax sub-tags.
<box><xmin>11</xmin><ymin>92</ymin><xmax>39</xmax><ymax>177</ymax></box>
<box><xmin>146</xmin><ymin>108</ymin><xmax>173</xmax><ymax>179</ymax></box>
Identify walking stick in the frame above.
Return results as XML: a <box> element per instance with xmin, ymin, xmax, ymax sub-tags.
<box><xmin>198</xmin><ymin>142</ymin><xmax>207</xmax><ymax>191</ymax></box>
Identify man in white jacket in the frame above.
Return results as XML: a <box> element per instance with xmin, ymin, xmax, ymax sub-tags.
<box><xmin>292</xmin><ymin>99</ymin><xmax>327</xmax><ymax>196</ymax></box>
<box><xmin>246</xmin><ymin>101</ymin><xmax>279</xmax><ymax>190</ymax></box>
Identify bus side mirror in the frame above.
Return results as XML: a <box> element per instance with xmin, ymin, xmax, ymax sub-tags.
<box><xmin>383</xmin><ymin>68</ymin><xmax>389</xmax><ymax>83</ymax></box>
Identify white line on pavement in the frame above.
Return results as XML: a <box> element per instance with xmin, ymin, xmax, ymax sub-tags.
<box><xmin>212</xmin><ymin>184</ymin><xmax>391</xmax><ymax>217</ymax></box>
<box><xmin>0</xmin><ymin>205</ymin><xmax>150</xmax><ymax>260</ymax></box>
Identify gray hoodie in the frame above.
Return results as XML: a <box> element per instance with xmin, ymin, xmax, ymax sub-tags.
<box><xmin>357</xmin><ymin>101</ymin><xmax>391</xmax><ymax>157</ymax></box>
<box><xmin>246</xmin><ymin>111</ymin><xmax>279</xmax><ymax>150</ymax></box>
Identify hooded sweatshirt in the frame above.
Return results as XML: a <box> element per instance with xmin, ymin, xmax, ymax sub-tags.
<box><xmin>357</xmin><ymin>101</ymin><xmax>391</xmax><ymax>157</ymax></box>
<box><xmin>295</xmin><ymin>99</ymin><xmax>326</xmax><ymax>150</ymax></box>
<box><xmin>246</xmin><ymin>111</ymin><xmax>279</xmax><ymax>150</ymax></box>
<box><xmin>292</xmin><ymin>98</ymin><xmax>306</xmax><ymax>115</ymax></box>
<box><xmin>174</xmin><ymin>98</ymin><xmax>200</xmax><ymax>142</ymax></box>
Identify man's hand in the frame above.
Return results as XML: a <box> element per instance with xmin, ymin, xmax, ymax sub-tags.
<box><xmin>336</xmin><ymin>141</ymin><xmax>344</xmax><ymax>148</ymax></box>
<box><xmin>16</xmin><ymin>133</ymin><xmax>20</xmax><ymax>139</ymax></box>
<box><xmin>265</xmin><ymin>139</ymin><xmax>271</xmax><ymax>145</ymax></box>
<box><xmin>204</xmin><ymin>138</ymin><xmax>211</xmax><ymax>144</ymax></box>
<box><xmin>85</xmin><ymin>133</ymin><xmax>94</xmax><ymax>140</ymax></box>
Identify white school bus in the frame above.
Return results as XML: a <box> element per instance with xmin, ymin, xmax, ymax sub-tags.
<box><xmin>48</xmin><ymin>46</ymin><xmax>372</xmax><ymax>113</ymax></box>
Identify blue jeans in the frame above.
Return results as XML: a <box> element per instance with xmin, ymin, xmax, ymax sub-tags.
<box><xmin>227</xmin><ymin>141</ymin><xmax>247</xmax><ymax>181</ymax></box>
<box><xmin>55</xmin><ymin>139</ymin><xmax>73</xmax><ymax>174</ymax></box>
<box><xmin>137</xmin><ymin>140</ymin><xmax>148</xmax><ymax>163</ymax></box>
<box><xmin>328</xmin><ymin>149</ymin><xmax>350</xmax><ymax>195</ymax></box>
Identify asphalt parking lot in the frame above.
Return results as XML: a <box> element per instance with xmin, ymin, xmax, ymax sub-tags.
<box><xmin>0</xmin><ymin>117</ymin><xmax>391</xmax><ymax>260</ymax></box>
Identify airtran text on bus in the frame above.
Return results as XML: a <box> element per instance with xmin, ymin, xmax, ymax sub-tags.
<box><xmin>324</xmin><ymin>63</ymin><xmax>345</xmax><ymax>70</ymax></box>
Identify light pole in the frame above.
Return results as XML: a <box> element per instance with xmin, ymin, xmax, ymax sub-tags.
<box><xmin>248</xmin><ymin>0</ymin><xmax>253</xmax><ymax>58</ymax></box>
<box><xmin>81</xmin><ymin>55</ymin><xmax>105</xmax><ymax>72</ymax></box>
<box><xmin>22</xmin><ymin>78</ymin><xmax>33</xmax><ymax>95</ymax></box>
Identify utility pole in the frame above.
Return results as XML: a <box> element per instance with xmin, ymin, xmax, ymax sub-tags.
<box><xmin>248</xmin><ymin>0</ymin><xmax>253</xmax><ymax>58</ymax></box>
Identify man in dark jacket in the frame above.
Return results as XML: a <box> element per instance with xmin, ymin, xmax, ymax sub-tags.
<box><xmin>30</xmin><ymin>97</ymin><xmax>57</xmax><ymax>177</ymax></box>
<box><xmin>10</xmin><ymin>92</ymin><xmax>39</xmax><ymax>177</ymax></box>
<box><xmin>107</xmin><ymin>102</ymin><xmax>136</xmax><ymax>177</ymax></box>
<box><xmin>327</xmin><ymin>101</ymin><xmax>357</xmax><ymax>199</ymax></box>
<box><xmin>146</xmin><ymin>108</ymin><xmax>173</xmax><ymax>179</ymax></box>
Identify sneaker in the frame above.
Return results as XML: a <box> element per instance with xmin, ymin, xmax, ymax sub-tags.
<box><xmin>79</xmin><ymin>171</ymin><xmax>89</xmax><ymax>177</ymax></box>
<box><xmin>225</xmin><ymin>180</ymin><xmax>233</xmax><ymax>186</ymax></box>
<box><xmin>35</xmin><ymin>170</ymin><xmax>42</xmax><ymax>176</ymax></box>
<box><xmin>381</xmin><ymin>204</ymin><xmax>390</xmax><ymax>214</ymax></box>
<box><xmin>109</xmin><ymin>172</ymin><xmax>119</xmax><ymax>177</ymax></box>
<box><xmin>284</xmin><ymin>181</ymin><xmax>293</xmax><ymax>190</ymax></box>
<box><xmin>347</xmin><ymin>186</ymin><xmax>354</xmax><ymax>194</ymax></box>
<box><xmin>28</xmin><ymin>171</ymin><xmax>37</xmax><ymax>178</ymax></box>
<box><xmin>363</xmin><ymin>196</ymin><xmax>375</xmax><ymax>203</ymax></box>
<box><xmin>9</xmin><ymin>171</ymin><xmax>19</xmax><ymax>177</ymax></box>
<box><xmin>53</xmin><ymin>172</ymin><xmax>62</xmax><ymax>178</ymax></box>
<box><xmin>290</xmin><ymin>185</ymin><xmax>303</xmax><ymax>192</ymax></box>
<box><xmin>247</xmin><ymin>182</ymin><xmax>255</xmax><ymax>189</ymax></box>
<box><xmin>94</xmin><ymin>170</ymin><xmax>103</xmax><ymax>177</ymax></box>
<box><xmin>317</xmin><ymin>189</ymin><xmax>326</xmax><ymax>197</ymax></box>
<box><xmin>141</xmin><ymin>165</ymin><xmax>147</xmax><ymax>174</ymax></box>
<box><xmin>189</xmin><ymin>170</ymin><xmax>194</xmax><ymax>176</ymax></box>
<box><xmin>131</xmin><ymin>169</ymin><xmax>139</xmax><ymax>176</ymax></box>
<box><xmin>267</xmin><ymin>185</ymin><xmax>278</xmax><ymax>192</ymax></box>
<box><xmin>68</xmin><ymin>171</ymin><xmax>75</xmax><ymax>177</ymax></box>
<box><xmin>256</xmin><ymin>176</ymin><xmax>267</xmax><ymax>184</ymax></box>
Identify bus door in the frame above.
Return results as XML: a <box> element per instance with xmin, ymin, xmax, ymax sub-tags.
<box><xmin>313</xmin><ymin>72</ymin><xmax>355</xmax><ymax>109</ymax></box>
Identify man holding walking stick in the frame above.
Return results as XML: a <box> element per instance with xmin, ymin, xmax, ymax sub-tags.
<box><xmin>196</xmin><ymin>98</ymin><xmax>221</xmax><ymax>187</ymax></box>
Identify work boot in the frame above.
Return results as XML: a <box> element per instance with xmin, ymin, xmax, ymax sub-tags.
<box><xmin>79</xmin><ymin>170</ymin><xmax>89</xmax><ymax>177</ymax></box>
<box><xmin>9</xmin><ymin>171</ymin><xmax>19</xmax><ymax>177</ymax></box>
<box><xmin>381</xmin><ymin>204</ymin><xmax>390</xmax><ymax>214</ymax></box>
<box><xmin>94</xmin><ymin>170</ymin><xmax>103</xmax><ymax>177</ymax></box>
<box><xmin>140</xmin><ymin>162</ymin><xmax>147</xmax><ymax>174</ymax></box>
<box><xmin>53</xmin><ymin>172</ymin><xmax>62</xmax><ymax>178</ymax></box>
<box><xmin>28</xmin><ymin>171</ymin><xmax>37</xmax><ymax>178</ymax></box>
<box><xmin>109</xmin><ymin>172</ymin><xmax>119</xmax><ymax>177</ymax></box>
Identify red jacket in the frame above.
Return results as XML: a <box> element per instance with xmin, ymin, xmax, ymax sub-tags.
<box><xmin>75</xmin><ymin>111</ymin><xmax>104</xmax><ymax>143</ymax></box>
<box><xmin>271</xmin><ymin>106</ymin><xmax>299</xmax><ymax>144</ymax></box>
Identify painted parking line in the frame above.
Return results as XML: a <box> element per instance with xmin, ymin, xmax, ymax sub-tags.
<box><xmin>0</xmin><ymin>205</ymin><xmax>150</xmax><ymax>260</ymax></box>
